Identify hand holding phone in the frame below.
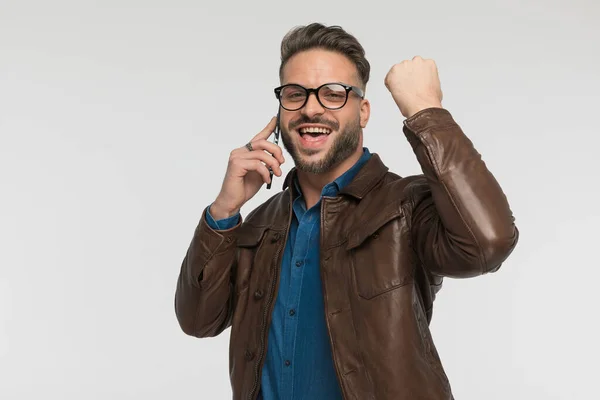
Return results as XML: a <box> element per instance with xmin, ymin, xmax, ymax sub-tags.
<box><xmin>210</xmin><ymin>116</ymin><xmax>283</xmax><ymax>219</ymax></box>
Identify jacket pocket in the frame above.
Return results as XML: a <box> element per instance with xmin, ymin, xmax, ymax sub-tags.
<box><xmin>347</xmin><ymin>203</ymin><xmax>414</xmax><ymax>299</ymax></box>
<box><xmin>234</xmin><ymin>224</ymin><xmax>269</xmax><ymax>293</ymax></box>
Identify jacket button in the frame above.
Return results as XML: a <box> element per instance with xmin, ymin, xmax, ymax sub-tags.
<box><xmin>254</xmin><ymin>289</ymin><xmax>264</xmax><ymax>300</ymax></box>
<box><xmin>271</xmin><ymin>232</ymin><xmax>281</xmax><ymax>242</ymax></box>
<box><xmin>245</xmin><ymin>350</ymin><xmax>255</xmax><ymax>361</ymax></box>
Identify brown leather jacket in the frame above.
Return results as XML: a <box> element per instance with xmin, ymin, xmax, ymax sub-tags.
<box><xmin>175</xmin><ymin>108</ymin><xmax>519</xmax><ymax>399</ymax></box>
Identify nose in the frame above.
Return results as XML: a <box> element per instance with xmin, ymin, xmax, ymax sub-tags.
<box><xmin>301</xmin><ymin>92</ymin><xmax>325</xmax><ymax>119</ymax></box>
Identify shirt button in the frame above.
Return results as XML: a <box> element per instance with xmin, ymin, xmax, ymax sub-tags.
<box><xmin>289</xmin><ymin>309</ymin><xmax>296</xmax><ymax>316</ymax></box>
<box><xmin>295</xmin><ymin>260</ymin><xmax>303</xmax><ymax>267</ymax></box>
<box><xmin>284</xmin><ymin>360</ymin><xmax>291</xmax><ymax>367</ymax></box>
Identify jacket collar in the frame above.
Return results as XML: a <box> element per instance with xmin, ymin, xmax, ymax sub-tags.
<box><xmin>281</xmin><ymin>153</ymin><xmax>389</xmax><ymax>200</ymax></box>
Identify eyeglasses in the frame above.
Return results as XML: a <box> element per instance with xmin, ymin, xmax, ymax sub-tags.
<box><xmin>274</xmin><ymin>82</ymin><xmax>364</xmax><ymax>111</ymax></box>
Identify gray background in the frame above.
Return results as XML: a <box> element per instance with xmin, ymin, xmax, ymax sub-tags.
<box><xmin>1</xmin><ymin>0</ymin><xmax>599</xmax><ymax>399</ymax></box>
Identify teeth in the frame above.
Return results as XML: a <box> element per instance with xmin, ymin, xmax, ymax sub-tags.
<box><xmin>299</xmin><ymin>127</ymin><xmax>331</xmax><ymax>134</ymax></box>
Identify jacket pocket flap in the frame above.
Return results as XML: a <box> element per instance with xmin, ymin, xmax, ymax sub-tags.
<box><xmin>347</xmin><ymin>204</ymin><xmax>403</xmax><ymax>250</ymax></box>
<box><xmin>236</xmin><ymin>224</ymin><xmax>269</xmax><ymax>248</ymax></box>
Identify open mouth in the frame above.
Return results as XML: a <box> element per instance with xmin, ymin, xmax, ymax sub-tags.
<box><xmin>298</xmin><ymin>126</ymin><xmax>332</xmax><ymax>142</ymax></box>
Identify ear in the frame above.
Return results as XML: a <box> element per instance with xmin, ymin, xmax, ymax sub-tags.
<box><xmin>359</xmin><ymin>98</ymin><xmax>371</xmax><ymax>128</ymax></box>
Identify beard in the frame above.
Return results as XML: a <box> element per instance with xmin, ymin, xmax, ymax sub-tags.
<box><xmin>280</xmin><ymin>115</ymin><xmax>361</xmax><ymax>174</ymax></box>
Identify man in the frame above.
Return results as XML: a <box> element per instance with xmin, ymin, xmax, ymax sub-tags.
<box><xmin>175</xmin><ymin>23</ymin><xmax>519</xmax><ymax>400</ymax></box>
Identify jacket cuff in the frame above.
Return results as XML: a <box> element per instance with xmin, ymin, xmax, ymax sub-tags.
<box><xmin>403</xmin><ymin>107</ymin><xmax>454</xmax><ymax>135</ymax></box>
<box><xmin>188</xmin><ymin>208</ymin><xmax>241</xmax><ymax>285</ymax></box>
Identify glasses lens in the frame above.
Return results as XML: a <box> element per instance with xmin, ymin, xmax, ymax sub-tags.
<box><xmin>318</xmin><ymin>84</ymin><xmax>347</xmax><ymax>109</ymax></box>
<box><xmin>280</xmin><ymin>85</ymin><xmax>307</xmax><ymax>110</ymax></box>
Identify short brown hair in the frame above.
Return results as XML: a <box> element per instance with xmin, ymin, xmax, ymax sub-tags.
<box><xmin>279</xmin><ymin>23</ymin><xmax>370</xmax><ymax>90</ymax></box>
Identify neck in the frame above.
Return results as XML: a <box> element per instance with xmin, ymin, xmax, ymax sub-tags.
<box><xmin>296</xmin><ymin>146</ymin><xmax>363</xmax><ymax>210</ymax></box>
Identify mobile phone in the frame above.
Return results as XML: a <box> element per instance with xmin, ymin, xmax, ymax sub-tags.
<box><xmin>266</xmin><ymin>109</ymin><xmax>281</xmax><ymax>190</ymax></box>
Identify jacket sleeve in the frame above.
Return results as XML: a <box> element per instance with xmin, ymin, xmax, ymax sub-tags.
<box><xmin>174</xmin><ymin>207</ymin><xmax>241</xmax><ymax>337</ymax></box>
<box><xmin>403</xmin><ymin>108</ymin><xmax>519</xmax><ymax>278</ymax></box>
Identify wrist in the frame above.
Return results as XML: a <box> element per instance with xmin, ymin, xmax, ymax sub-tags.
<box><xmin>210</xmin><ymin>200</ymin><xmax>240</xmax><ymax>220</ymax></box>
<box><xmin>405</xmin><ymin>102</ymin><xmax>443</xmax><ymax>118</ymax></box>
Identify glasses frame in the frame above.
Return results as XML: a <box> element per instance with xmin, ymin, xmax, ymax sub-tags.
<box><xmin>274</xmin><ymin>82</ymin><xmax>365</xmax><ymax>111</ymax></box>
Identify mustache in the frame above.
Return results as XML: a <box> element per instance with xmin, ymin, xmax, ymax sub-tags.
<box><xmin>288</xmin><ymin>116</ymin><xmax>339</xmax><ymax>131</ymax></box>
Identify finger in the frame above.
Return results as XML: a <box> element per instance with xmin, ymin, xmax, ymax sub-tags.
<box><xmin>250</xmin><ymin>116</ymin><xmax>278</xmax><ymax>142</ymax></box>
<box><xmin>239</xmin><ymin>159</ymin><xmax>272</xmax><ymax>184</ymax></box>
<box><xmin>248</xmin><ymin>139</ymin><xmax>285</xmax><ymax>164</ymax></box>
<box><xmin>239</xmin><ymin>149</ymin><xmax>282</xmax><ymax>176</ymax></box>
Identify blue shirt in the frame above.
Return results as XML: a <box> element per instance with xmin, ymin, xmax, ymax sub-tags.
<box><xmin>206</xmin><ymin>148</ymin><xmax>372</xmax><ymax>399</ymax></box>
